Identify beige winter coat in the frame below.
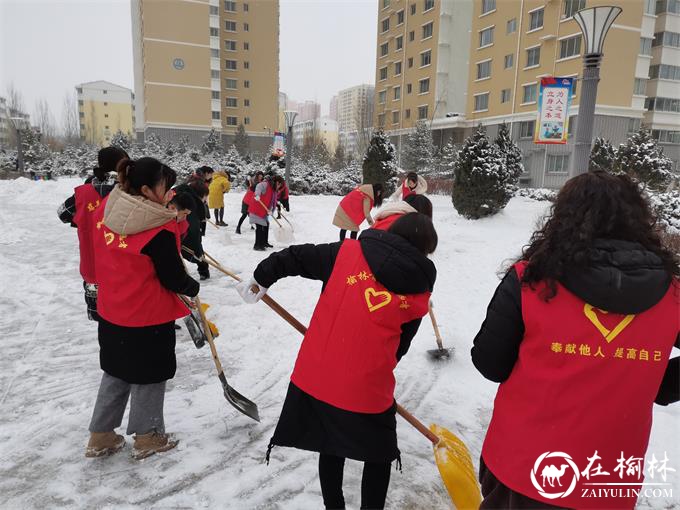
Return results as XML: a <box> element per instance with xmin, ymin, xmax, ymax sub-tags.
<box><xmin>332</xmin><ymin>184</ymin><xmax>375</xmax><ymax>231</ymax></box>
<box><xmin>373</xmin><ymin>201</ymin><xmax>418</xmax><ymax>222</ymax></box>
<box><xmin>388</xmin><ymin>175</ymin><xmax>428</xmax><ymax>202</ymax></box>
<box><xmin>103</xmin><ymin>185</ymin><xmax>177</xmax><ymax>235</ymax></box>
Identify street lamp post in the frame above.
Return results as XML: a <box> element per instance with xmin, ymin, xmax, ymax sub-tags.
<box><xmin>569</xmin><ymin>5</ymin><xmax>622</xmax><ymax>177</ymax></box>
<box><xmin>283</xmin><ymin>110</ymin><xmax>298</xmax><ymax>184</ymax></box>
<box><xmin>10</xmin><ymin>116</ymin><xmax>28</xmax><ymax>173</ymax></box>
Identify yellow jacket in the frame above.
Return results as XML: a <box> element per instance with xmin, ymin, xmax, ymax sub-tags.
<box><xmin>208</xmin><ymin>172</ymin><xmax>231</xmax><ymax>208</ymax></box>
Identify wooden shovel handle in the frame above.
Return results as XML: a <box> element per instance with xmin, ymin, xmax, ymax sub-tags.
<box><xmin>428</xmin><ymin>303</ymin><xmax>445</xmax><ymax>350</ymax></box>
<box><xmin>256</xmin><ymin>198</ymin><xmax>283</xmax><ymax>228</ymax></box>
<box><xmin>396</xmin><ymin>403</ymin><xmax>440</xmax><ymax>446</ymax></box>
<box><xmin>194</xmin><ymin>296</ymin><xmax>225</xmax><ymax>376</ymax></box>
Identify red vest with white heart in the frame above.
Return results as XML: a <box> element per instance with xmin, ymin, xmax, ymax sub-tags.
<box><xmin>339</xmin><ymin>187</ymin><xmax>373</xmax><ymax>227</ymax></box>
<box><xmin>290</xmin><ymin>240</ymin><xmax>430</xmax><ymax>413</ymax></box>
<box><xmin>482</xmin><ymin>261</ymin><xmax>678</xmax><ymax>509</ymax></box>
<box><xmin>92</xmin><ymin>198</ymin><xmax>189</xmax><ymax>327</ymax></box>
<box><xmin>248</xmin><ymin>183</ymin><xmax>273</xmax><ymax>218</ymax></box>
<box><xmin>73</xmin><ymin>183</ymin><xmax>106</xmax><ymax>283</ymax></box>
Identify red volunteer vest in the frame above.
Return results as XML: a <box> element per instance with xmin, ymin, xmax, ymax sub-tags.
<box><xmin>373</xmin><ymin>213</ymin><xmax>402</xmax><ymax>231</ymax></box>
<box><xmin>402</xmin><ymin>181</ymin><xmax>414</xmax><ymax>199</ymax></box>
<box><xmin>279</xmin><ymin>183</ymin><xmax>289</xmax><ymax>200</ymax></box>
<box><xmin>482</xmin><ymin>262</ymin><xmax>679</xmax><ymax>509</ymax></box>
<box><xmin>291</xmin><ymin>240</ymin><xmax>430</xmax><ymax>413</ymax></box>
<box><xmin>339</xmin><ymin>187</ymin><xmax>374</xmax><ymax>227</ymax></box>
<box><xmin>249</xmin><ymin>184</ymin><xmax>273</xmax><ymax>218</ymax></box>
<box><xmin>93</xmin><ymin>200</ymin><xmax>189</xmax><ymax>327</ymax></box>
<box><xmin>178</xmin><ymin>219</ymin><xmax>189</xmax><ymax>239</ymax></box>
<box><xmin>242</xmin><ymin>188</ymin><xmax>254</xmax><ymax>206</ymax></box>
<box><xmin>73</xmin><ymin>183</ymin><xmax>106</xmax><ymax>283</ymax></box>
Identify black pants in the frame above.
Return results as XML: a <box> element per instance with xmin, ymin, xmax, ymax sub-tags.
<box><xmin>214</xmin><ymin>207</ymin><xmax>224</xmax><ymax>223</ymax></box>
<box><xmin>339</xmin><ymin>229</ymin><xmax>358</xmax><ymax>241</ymax></box>
<box><xmin>236</xmin><ymin>213</ymin><xmax>248</xmax><ymax>232</ymax></box>
<box><xmin>319</xmin><ymin>454</ymin><xmax>391</xmax><ymax>510</ymax></box>
<box><xmin>277</xmin><ymin>198</ymin><xmax>289</xmax><ymax>218</ymax></box>
<box><xmin>255</xmin><ymin>224</ymin><xmax>269</xmax><ymax>248</ymax></box>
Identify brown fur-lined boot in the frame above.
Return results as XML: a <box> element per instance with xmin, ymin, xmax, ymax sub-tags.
<box><xmin>132</xmin><ymin>432</ymin><xmax>179</xmax><ymax>460</ymax></box>
<box><xmin>85</xmin><ymin>432</ymin><xmax>125</xmax><ymax>458</ymax></box>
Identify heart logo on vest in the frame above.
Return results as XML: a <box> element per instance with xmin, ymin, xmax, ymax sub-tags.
<box><xmin>583</xmin><ymin>304</ymin><xmax>635</xmax><ymax>343</ymax></box>
<box><xmin>365</xmin><ymin>287</ymin><xmax>392</xmax><ymax>313</ymax></box>
<box><xmin>104</xmin><ymin>232</ymin><xmax>115</xmax><ymax>246</ymax></box>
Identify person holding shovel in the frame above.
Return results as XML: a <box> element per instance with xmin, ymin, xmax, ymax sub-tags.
<box><xmin>237</xmin><ymin>212</ymin><xmax>437</xmax><ymax>510</ymax></box>
<box><xmin>236</xmin><ymin>175</ymin><xmax>256</xmax><ymax>235</ymax></box>
<box><xmin>332</xmin><ymin>183</ymin><xmax>384</xmax><ymax>241</ymax></box>
<box><xmin>87</xmin><ymin>157</ymin><xmax>199</xmax><ymax>460</ymax></box>
<box><xmin>471</xmin><ymin>171</ymin><xmax>679</xmax><ymax>509</ymax></box>
<box><xmin>248</xmin><ymin>172</ymin><xmax>277</xmax><ymax>251</ymax></box>
<box><xmin>174</xmin><ymin>179</ymin><xmax>211</xmax><ymax>280</ymax></box>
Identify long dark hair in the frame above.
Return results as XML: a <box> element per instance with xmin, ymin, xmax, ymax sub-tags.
<box><xmin>404</xmin><ymin>193</ymin><xmax>433</xmax><ymax>218</ymax></box>
<box><xmin>520</xmin><ymin>170</ymin><xmax>679</xmax><ymax>298</ymax></box>
<box><xmin>372</xmin><ymin>183</ymin><xmax>384</xmax><ymax>208</ymax></box>
<box><xmin>116</xmin><ymin>157</ymin><xmax>176</xmax><ymax>196</ymax></box>
<box><xmin>94</xmin><ymin>146</ymin><xmax>128</xmax><ymax>181</ymax></box>
<box><xmin>389</xmin><ymin>212</ymin><xmax>438</xmax><ymax>255</ymax></box>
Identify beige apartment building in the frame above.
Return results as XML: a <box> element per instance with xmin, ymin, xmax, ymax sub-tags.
<box><xmin>76</xmin><ymin>81</ymin><xmax>135</xmax><ymax>146</ymax></box>
<box><xmin>337</xmin><ymin>84</ymin><xmax>375</xmax><ymax>157</ymax></box>
<box><xmin>373</xmin><ymin>0</ymin><xmax>473</xmax><ymax>139</ymax></box>
<box><xmin>131</xmin><ymin>0</ymin><xmax>279</xmax><ymax>152</ymax></box>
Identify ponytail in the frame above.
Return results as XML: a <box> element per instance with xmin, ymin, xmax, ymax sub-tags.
<box><xmin>116</xmin><ymin>157</ymin><xmax>177</xmax><ymax>196</ymax></box>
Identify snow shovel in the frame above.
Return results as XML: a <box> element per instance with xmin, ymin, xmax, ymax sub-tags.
<box><xmin>194</xmin><ymin>295</ymin><xmax>260</xmax><ymax>422</ymax></box>
<box><xmin>256</xmin><ymin>198</ymin><xmax>294</xmax><ymax>244</ymax></box>
<box><xmin>178</xmin><ymin>295</ymin><xmax>206</xmax><ymax>349</ymax></box>
<box><xmin>427</xmin><ymin>302</ymin><xmax>454</xmax><ymax>360</ymax></box>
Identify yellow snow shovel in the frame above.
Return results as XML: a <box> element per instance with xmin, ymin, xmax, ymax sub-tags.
<box><xmin>397</xmin><ymin>404</ymin><xmax>482</xmax><ymax>509</ymax></box>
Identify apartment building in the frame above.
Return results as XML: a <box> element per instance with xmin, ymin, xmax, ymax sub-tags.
<box><xmin>131</xmin><ymin>0</ymin><xmax>279</xmax><ymax>152</ymax></box>
<box><xmin>0</xmin><ymin>97</ymin><xmax>9</xmax><ymax>149</ymax></box>
<box><xmin>293</xmin><ymin>117</ymin><xmax>339</xmax><ymax>152</ymax></box>
<box><xmin>372</xmin><ymin>0</ymin><xmax>473</xmax><ymax>146</ymax></box>
<box><xmin>329</xmin><ymin>95</ymin><xmax>338</xmax><ymax>121</ymax></box>
<box><xmin>76</xmin><ymin>81</ymin><xmax>135</xmax><ymax>146</ymax></box>
<box><xmin>297</xmin><ymin>100</ymin><xmax>321</xmax><ymax>122</ymax></box>
<box><xmin>336</xmin><ymin>84</ymin><xmax>375</xmax><ymax>156</ymax></box>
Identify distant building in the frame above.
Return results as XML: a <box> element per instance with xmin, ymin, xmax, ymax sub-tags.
<box><xmin>293</xmin><ymin>116</ymin><xmax>339</xmax><ymax>152</ymax></box>
<box><xmin>336</xmin><ymin>84</ymin><xmax>374</xmax><ymax>156</ymax></box>
<box><xmin>76</xmin><ymin>80</ymin><xmax>135</xmax><ymax>146</ymax></box>
<box><xmin>329</xmin><ymin>95</ymin><xmax>338</xmax><ymax>121</ymax></box>
<box><xmin>0</xmin><ymin>97</ymin><xmax>9</xmax><ymax>149</ymax></box>
<box><xmin>297</xmin><ymin>100</ymin><xmax>321</xmax><ymax>122</ymax></box>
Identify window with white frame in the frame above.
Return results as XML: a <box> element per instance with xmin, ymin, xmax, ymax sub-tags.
<box><xmin>244</xmin><ymin>23</ymin><xmax>249</xmax><ymax>31</ymax></box>
<box><xmin>422</xmin><ymin>21</ymin><xmax>434</xmax><ymax>39</ymax></box>
<box><xmin>224</xmin><ymin>1</ymin><xmax>236</xmax><ymax>12</ymax></box>
<box><xmin>501</xmin><ymin>88</ymin><xmax>511</xmax><ymax>103</ymax></box>
<box><xmin>378</xmin><ymin>113</ymin><xmax>386</xmax><ymax>127</ymax></box>
<box><xmin>210</xmin><ymin>5</ymin><xmax>219</xmax><ymax>15</ymax></box>
<box><xmin>564</xmin><ymin>0</ymin><xmax>586</xmax><ymax>19</ymax></box>
<box><xmin>225</xmin><ymin>40</ymin><xmax>237</xmax><ymax>51</ymax></box>
<box><xmin>410</xmin><ymin>3</ymin><xmax>416</xmax><ymax>14</ymax></box>
<box><xmin>211</xmin><ymin>48</ymin><xmax>219</xmax><ymax>58</ymax></box>
<box><xmin>394</xmin><ymin>86</ymin><xmax>401</xmax><ymax>100</ymax></box>
<box><xmin>244</xmin><ymin>99</ymin><xmax>250</xmax><ymax>107</ymax></box>
<box><xmin>405</xmin><ymin>108</ymin><xmax>411</xmax><ymax>118</ymax></box>
<box><xmin>519</xmin><ymin>120</ymin><xmax>535</xmax><ymax>138</ymax></box>
<box><xmin>407</xmin><ymin>83</ymin><xmax>412</xmax><ymax>94</ymax></box>
<box><xmin>526</xmin><ymin>46</ymin><xmax>540</xmax><ymax>67</ymax></box>
<box><xmin>382</xmin><ymin>18</ymin><xmax>390</xmax><ymax>33</ymax></box>
<box><xmin>381</xmin><ymin>42</ymin><xmax>389</xmax><ymax>57</ymax></box>
<box><xmin>418</xmin><ymin>105</ymin><xmax>429</xmax><ymax>119</ymax></box>
<box><xmin>380</xmin><ymin>67</ymin><xmax>388</xmax><ymax>80</ymax></box>
<box><xmin>504</xmin><ymin>54</ymin><xmax>514</xmax><ymax>69</ymax></box>
<box><xmin>507</xmin><ymin>18</ymin><xmax>517</xmax><ymax>34</ymax></box>
<box><xmin>392</xmin><ymin>110</ymin><xmax>400</xmax><ymax>124</ymax></box>
<box><xmin>421</xmin><ymin>49</ymin><xmax>432</xmax><ymax>67</ymax></box>
<box><xmin>644</xmin><ymin>0</ymin><xmax>655</xmax><ymax>14</ymax></box>
<box><xmin>559</xmin><ymin>35</ymin><xmax>581</xmax><ymax>59</ymax></box>
<box><xmin>397</xmin><ymin>10</ymin><xmax>405</xmax><ymax>24</ymax></box>
<box><xmin>634</xmin><ymin>78</ymin><xmax>647</xmax><ymax>95</ymax></box>
<box><xmin>479</xmin><ymin>27</ymin><xmax>494</xmax><ymax>47</ymax></box>
<box><xmin>210</xmin><ymin>27</ymin><xmax>219</xmax><ymax>36</ymax></box>
<box><xmin>652</xmin><ymin>129</ymin><xmax>680</xmax><ymax>144</ymax></box>
<box><xmin>244</xmin><ymin>80</ymin><xmax>250</xmax><ymax>88</ymax></box>
<box><xmin>547</xmin><ymin>154</ymin><xmax>570</xmax><ymax>174</ymax></box>
<box><xmin>477</xmin><ymin>60</ymin><xmax>491</xmax><ymax>80</ymax></box>
<box><xmin>225</xmin><ymin>78</ymin><xmax>237</xmax><ymax>89</ymax></box>
<box><xmin>522</xmin><ymin>83</ymin><xmax>537</xmax><ymax>103</ymax></box>
<box><xmin>529</xmin><ymin>9</ymin><xmax>544</xmax><ymax>31</ymax></box>
<box><xmin>226</xmin><ymin>116</ymin><xmax>238</xmax><ymax>126</ymax></box>
<box><xmin>657</xmin><ymin>0</ymin><xmax>680</xmax><ymax>14</ymax></box>
<box><xmin>396</xmin><ymin>35</ymin><xmax>403</xmax><ymax>50</ymax></box>
<box><xmin>243</xmin><ymin>2</ymin><xmax>249</xmax><ymax>11</ymax></box>
<box><xmin>211</xmin><ymin>91</ymin><xmax>220</xmax><ymax>100</ymax></box>
<box><xmin>652</xmin><ymin>31</ymin><xmax>680</xmax><ymax>48</ymax></box>
<box><xmin>424</xmin><ymin>0</ymin><xmax>435</xmax><ymax>12</ymax></box>
<box><xmin>474</xmin><ymin>93</ymin><xmax>489</xmax><ymax>111</ymax></box>
<box><xmin>225</xmin><ymin>59</ymin><xmax>237</xmax><ymax>70</ymax></box>
<box><xmin>383</xmin><ymin>0</ymin><xmax>390</xmax><ymax>8</ymax></box>
<box><xmin>225</xmin><ymin>20</ymin><xmax>236</xmax><ymax>31</ymax></box>
<box><xmin>212</xmin><ymin>111</ymin><xmax>221</xmax><ymax>120</ymax></box>
<box><xmin>226</xmin><ymin>97</ymin><xmax>238</xmax><ymax>107</ymax></box>
<box><xmin>482</xmin><ymin>0</ymin><xmax>496</xmax><ymax>14</ymax></box>
<box><xmin>244</xmin><ymin>117</ymin><xmax>250</xmax><ymax>125</ymax></box>
<box><xmin>395</xmin><ymin>61</ymin><xmax>402</xmax><ymax>75</ymax></box>
<box><xmin>379</xmin><ymin>90</ymin><xmax>387</xmax><ymax>103</ymax></box>
<box><xmin>211</xmin><ymin>70</ymin><xmax>220</xmax><ymax>79</ymax></box>
<box><xmin>244</xmin><ymin>42</ymin><xmax>249</xmax><ymax>50</ymax></box>
<box><xmin>640</xmin><ymin>37</ymin><xmax>653</xmax><ymax>55</ymax></box>
<box><xmin>649</xmin><ymin>64</ymin><xmax>680</xmax><ymax>80</ymax></box>
<box><xmin>408</xmin><ymin>57</ymin><xmax>413</xmax><ymax>68</ymax></box>
<box><xmin>419</xmin><ymin>78</ymin><xmax>430</xmax><ymax>93</ymax></box>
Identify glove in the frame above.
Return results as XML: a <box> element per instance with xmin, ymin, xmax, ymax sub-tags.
<box><xmin>237</xmin><ymin>277</ymin><xmax>268</xmax><ymax>304</ymax></box>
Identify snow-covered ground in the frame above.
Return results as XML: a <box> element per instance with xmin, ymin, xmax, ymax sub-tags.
<box><xmin>0</xmin><ymin>177</ymin><xmax>677</xmax><ymax>509</ymax></box>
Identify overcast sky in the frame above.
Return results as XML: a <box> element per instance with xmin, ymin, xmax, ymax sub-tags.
<box><xmin>0</xmin><ymin>0</ymin><xmax>377</xmax><ymax>127</ymax></box>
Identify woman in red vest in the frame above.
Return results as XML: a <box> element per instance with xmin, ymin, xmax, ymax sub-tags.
<box><xmin>58</xmin><ymin>146</ymin><xmax>128</xmax><ymax>321</ymax></box>
<box><xmin>274</xmin><ymin>175</ymin><xmax>290</xmax><ymax>219</ymax></box>
<box><xmin>248</xmin><ymin>171</ymin><xmax>276</xmax><ymax>251</ymax></box>
<box><xmin>333</xmin><ymin>183</ymin><xmax>384</xmax><ymax>241</ymax></box>
<box><xmin>472</xmin><ymin>171</ymin><xmax>679</xmax><ymax>509</ymax></box>
<box><xmin>86</xmin><ymin>157</ymin><xmax>200</xmax><ymax>460</ymax></box>
<box><xmin>372</xmin><ymin>194</ymin><xmax>433</xmax><ymax>231</ymax></box>
<box><xmin>238</xmin><ymin>213</ymin><xmax>437</xmax><ymax>509</ymax></box>
<box><xmin>236</xmin><ymin>175</ymin><xmax>257</xmax><ymax>234</ymax></box>
<box><xmin>388</xmin><ymin>171</ymin><xmax>428</xmax><ymax>202</ymax></box>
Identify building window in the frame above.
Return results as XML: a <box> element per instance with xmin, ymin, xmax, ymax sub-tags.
<box><xmin>420</xmin><ymin>49</ymin><xmax>432</xmax><ymax>67</ymax></box>
<box><xmin>79</xmin><ymin>111</ymin><xmax>84</xmax><ymax>118</ymax></box>
<box><xmin>408</xmin><ymin>57</ymin><xmax>413</xmax><ymax>68</ymax></box>
<box><xmin>226</xmin><ymin>116</ymin><xmax>238</xmax><ymax>126</ymax></box>
<box><xmin>411</xmin><ymin>3</ymin><xmax>416</xmax><ymax>15</ymax></box>
<box><xmin>571</xmin><ymin>78</ymin><xmax>578</xmax><ymax>96</ymax></box>
<box><xmin>394</xmin><ymin>86</ymin><xmax>401</xmax><ymax>100</ymax></box>
<box><xmin>383</xmin><ymin>0</ymin><xmax>390</xmax><ymax>7</ymax></box>
<box><xmin>422</xmin><ymin>22</ymin><xmax>434</xmax><ymax>39</ymax></box>
<box><xmin>225</xmin><ymin>40</ymin><xmax>237</xmax><ymax>51</ymax></box>
<box><xmin>382</xmin><ymin>18</ymin><xmax>390</xmax><ymax>33</ymax></box>
<box><xmin>244</xmin><ymin>3</ymin><xmax>249</xmax><ymax>11</ymax></box>
<box><xmin>482</xmin><ymin>0</ymin><xmax>496</xmax><ymax>14</ymax></box>
<box><xmin>210</xmin><ymin>27</ymin><xmax>219</xmax><ymax>37</ymax></box>
<box><xmin>103</xmin><ymin>90</ymin><xmax>107</xmax><ymax>94</ymax></box>
<box><xmin>212</xmin><ymin>111</ymin><xmax>221</xmax><ymax>120</ymax></box>
<box><xmin>645</xmin><ymin>97</ymin><xmax>680</xmax><ymax>113</ymax></box>
<box><xmin>547</xmin><ymin>154</ymin><xmax>569</xmax><ymax>174</ymax></box>
<box><xmin>225</xmin><ymin>59</ymin><xmax>237</xmax><ymax>70</ymax></box>
<box><xmin>522</xmin><ymin>83</ymin><xmax>538</xmax><ymax>103</ymax></box>
<box><xmin>244</xmin><ymin>80</ymin><xmax>250</xmax><ymax>88</ymax></box>
<box><xmin>419</xmin><ymin>78</ymin><xmax>430</xmax><ymax>93</ymax></box>
<box><xmin>652</xmin><ymin>31</ymin><xmax>680</xmax><ymax>48</ymax></box>
<box><xmin>380</xmin><ymin>42</ymin><xmax>389</xmax><ymax>57</ymax></box>
<box><xmin>395</xmin><ymin>61</ymin><xmax>402</xmax><ymax>75</ymax></box>
<box><xmin>559</xmin><ymin>35</ymin><xmax>581</xmax><ymax>59</ymax></box>
<box><xmin>226</xmin><ymin>97</ymin><xmax>238</xmax><ymax>107</ymax></box>
<box><xmin>379</xmin><ymin>90</ymin><xmax>387</xmax><ymax>103</ymax></box>
<box><xmin>397</xmin><ymin>10</ymin><xmax>405</xmax><ymax>24</ymax></box>
<box><xmin>564</xmin><ymin>0</ymin><xmax>586</xmax><ymax>18</ymax></box>
<box><xmin>104</xmin><ymin>102</ymin><xmax>108</xmax><ymax>106</ymax></box>
<box><xmin>526</xmin><ymin>46</ymin><xmax>540</xmax><ymax>67</ymax></box>
<box><xmin>244</xmin><ymin>23</ymin><xmax>249</xmax><ymax>31</ymax></box>
<box><xmin>627</xmin><ymin>118</ymin><xmax>641</xmax><ymax>135</ymax></box>
<box><xmin>244</xmin><ymin>99</ymin><xmax>250</xmax><ymax>106</ymax></box>
<box><xmin>418</xmin><ymin>105</ymin><xmax>429</xmax><ymax>119</ymax></box>
<box><xmin>407</xmin><ymin>83</ymin><xmax>412</xmax><ymax>94</ymax></box>
<box><xmin>657</xmin><ymin>0</ymin><xmax>680</xmax><ymax>14</ymax></box>
<box><xmin>78</xmin><ymin>99</ymin><xmax>83</xmax><ymax>106</ymax></box>
<box><xmin>501</xmin><ymin>88</ymin><xmax>511</xmax><ymax>103</ymax></box>
<box><xmin>477</xmin><ymin>60</ymin><xmax>491</xmax><ymax>80</ymax></box>
<box><xmin>652</xmin><ymin>129</ymin><xmax>680</xmax><ymax>144</ymax></box>
<box><xmin>644</xmin><ymin>0</ymin><xmax>655</xmax><ymax>14</ymax></box>
<box><xmin>224</xmin><ymin>0</ymin><xmax>236</xmax><ymax>12</ymax></box>
<box><xmin>104</xmin><ymin>114</ymin><xmax>109</xmax><ymax>118</ymax></box>
<box><xmin>244</xmin><ymin>117</ymin><xmax>250</xmax><ymax>125</ymax></box>
<box><xmin>396</xmin><ymin>35</ymin><xmax>403</xmax><ymax>50</ymax></box>
<box><xmin>405</xmin><ymin>108</ymin><xmax>411</xmax><ymax>119</ymax></box>
<box><xmin>528</xmin><ymin>9</ymin><xmax>544</xmax><ymax>31</ymax></box>
<box><xmin>519</xmin><ymin>120</ymin><xmax>535</xmax><ymax>138</ymax></box>
<box><xmin>504</xmin><ymin>54</ymin><xmax>514</xmax><ymax>69</ymax></box>
<box><xmin>225</xmin><ymin>20</ymin><xmax>236</xmax><ymax>31</ymax></box>
<box><xmin>507</xmin><ymin>18</ymin><xmax>517</xmax><ymax>34</ymax></box>
<box><xmin>424</xmin><ymin>0</ymin><xmax>435</xmax><ymax>12</ymax></box>
<box><xmin>378</xmin><ymin>113</ymin><xmax>386</xmax><ymax>127</ymax></box>
<box><xmin>211</xmin><ymin>70</ymin><xmax>220</xmax><ymax>78</ymax></box>
<box><xmin>640</xmin><ymin>37</ymin><xmax>653</xmax><ymax>55</ymax></box>
<box><xmin>474</xmin><ymin>93</ymin><xmax>489</xmax><ymax>111</ymax></box>
<box><xmin>225</xmin><ymin>78</ymin><xmax>237</xmax><ymax>89</ymax></box>
<box><xmin>244</xmin><ymin>42</ymin><xmax>249</xmax><ymax>50</ymax></box>
<box><xmin>211</xmin><ymin>91</ymin><xmax>220</xmax><ymax>99</ymax></box>
<box><xmin>409</xmin><ymin>30</ymin><xmax>415</xmax><ymax>42</ymax></box>
<box><xmin>210</xmin><ymin>5</ymin><xmax>219</xmax><ymax>15</ymax></box>
<box><xmin>211</xmin><ymin>48</ymin><xmax>220</xmax><ymax>58</ymax></box>
<box><xmin>379</xmin><ymin>67</ymin><xmax>388</xmax><ymax>81</ymax></box>
<box><xmin>244</xmin><ymin>61</ymin><xmax>250</xmax><ymax>69</ymax></box>
<box><xmin>649</xmin><ymin>64</ymin><xmax>680</xmax><ymax>81</ymax></box>
<box><xmin>392</xmin><ymin>110</ymin><xmax>400</xmax><ymax>124</ymax></box>
<box><xmin>479</xmin><ymin>27</ymin><xmax>494</xmax><ymax>47</ymax></box>
<box><xmin>634</xmin><ymin>78</ymin><xmax>648</xmax><ymax>95</ymax></box>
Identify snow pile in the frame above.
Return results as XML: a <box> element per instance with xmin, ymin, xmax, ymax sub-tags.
<box><xmin>517</xmin><ymin>188</ymin><xmax>557</xmax><ymax>202</ymax></box>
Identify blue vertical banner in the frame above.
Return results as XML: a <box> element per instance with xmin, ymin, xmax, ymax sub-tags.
<box><xmin>273</xmin><ymin>131</ymin><xmax>286</xmax><ymax>154</ymax></box>
<box><xmin>535</xmin><ymin>77</ymin><xmax>574</xmax><ymax>144</ymax></box>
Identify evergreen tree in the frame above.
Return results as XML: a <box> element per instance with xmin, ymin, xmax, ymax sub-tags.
<box><xmin>401</xmin><ymin>120</ymin><xmax>434</xmax><ymax>172</ymax></box>
<box><xmin>110</xmin><ymin>130</ymin><xmax>132</xmax><ymax>152</ymax></box>
<box><xmin>589</xmin><ymin>137</ymin><xmax>616</xmax><ymax>173</ymax></box>
<box><xmin>332</xmin><ymin>143</ymin><xmax>346</xmax><ymax>172</ymax></box>
<box><xmin>144</xmin><ymin>133</ymin><xmax>164</xmax><ymax>158</ymax></box>
<box><xmin>21</xmin><ymin>126</ymin><xmax>50</xmax><ymax>172</ymax></box>
<box><xmin>201</xmin><ymin>128</ymin><xmax>223</xmax><ymax>154</ymax></box>
<box><xmin>362</xmin><ymin>129</ymin><xmax>398</xmax><ymax>194</ymax></box>
<box><xmin>615</xmin><ymin>127</ymin><xmax>673</xmax><ymax>190</ymax></box>
<box><xmin>438</xmin><ymin>138</ymin><xmax>458</xmax><ymax>178</ymax></box>
<box><xmin>494</xmin><ymin>122</ymin><xmax>523</xmax><ymax>180</ymax></box>
<box><xmin>233</xmin><ymin>124</ymin><xmax>250</xmax><ymax>158</ymax></box>
<box><xmin>452</xmin><ymin>125</ymin><xmax>513</xmax><ymax>219</ymax></box>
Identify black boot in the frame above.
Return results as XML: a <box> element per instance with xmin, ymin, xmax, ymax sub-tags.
<box><xmin>264</xmin><ymin>225</ymin><xmax>273</xmax><ymax>248</ymax></box>
<box><xmin>197</xmin><ymin>261</ymin><xmax>210</xmax><ymax>280</ymax></box>
<box><xmin>235</xmin><ymin>227</ymin><xmax>242</xmax><ymax>235</ymax></box>
<box><xmin>254</xmin><ymin>225</ymin><xmax>265</xmax><ymax>251</ymax></box>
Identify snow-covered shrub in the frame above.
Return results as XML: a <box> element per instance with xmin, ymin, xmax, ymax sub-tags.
<box><xmin>649</xmin><ymin>190</ymin><xmax>680</xmax><ymax>233</ymax></box>
<box><xmin>615</xmin><ymin>128</ymin><xmax>674</xmax><ymax>190</ymax></box>
<box><xmin>589</xmin><ymin>137</ymin><xmax>616</xmax><ymax>173</ymax></box>
<box><xmin>494</xmin><ymin>122</ymin><xmax>523</xmax><ymax>196</ymax></box>
<box><xmin>362</xmin><ymin>129</ymin><xmax>398</xmax><ymax>195</ymax></box>
<box><xmin>517</xmin><ymin>188</ymin><xmax>557</xmax><ymax>202</ymax></box>
<box><xmin>401</xmin><ymin>120</ymin><xmax>434</xmax><ymax>173</ymax></box>
<box><xmin>288</xmin><ymin>159</ymin><xmax>360</xmax><ymax>195</ymax></box>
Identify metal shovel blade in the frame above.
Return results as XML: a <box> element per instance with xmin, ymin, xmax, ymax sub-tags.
<box><xmin>427</xmin><ymin>346</ymin><xmax>454</xmax><ymax>360</ymax></box>
<box><xmin>218</xmin><ymin>372</ymin><xmax>260</xmax><ymax>422</ymax></box>
<box><xmin>183</xmin><ymin>311</ymin><xmax>206</xmax><ymax>349</ymax></box>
